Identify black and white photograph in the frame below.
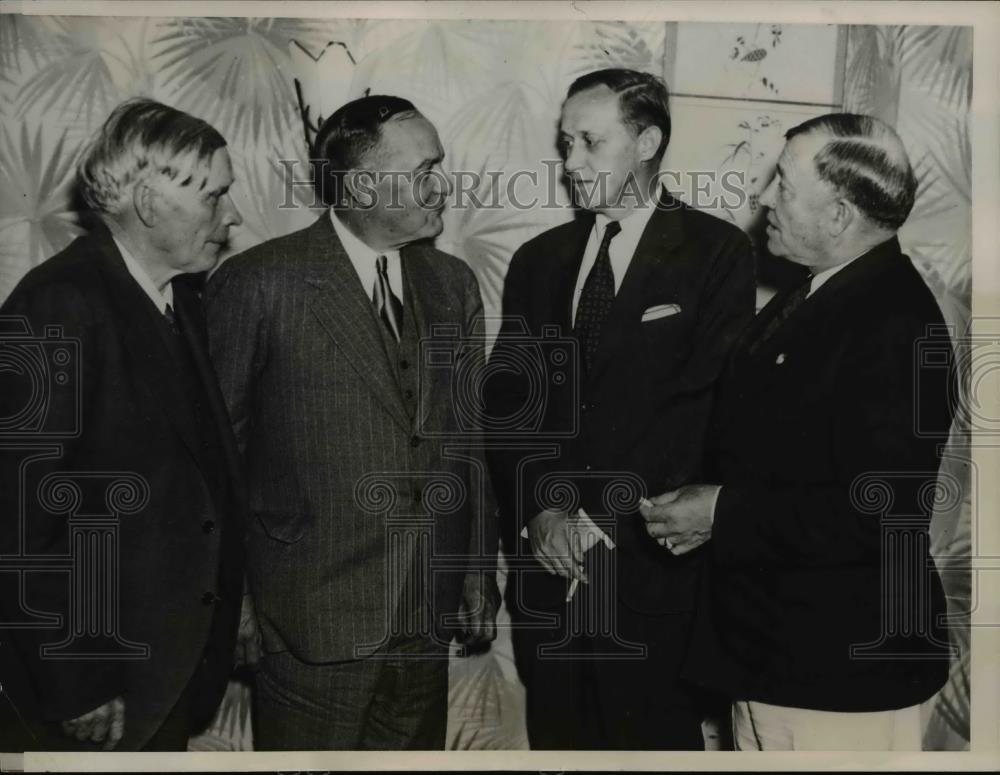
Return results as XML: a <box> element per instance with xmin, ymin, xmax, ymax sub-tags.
<box><xmin>0</xmin><ymin>0</ymin><xmax>996</xmax><ymax>769</ymax></box>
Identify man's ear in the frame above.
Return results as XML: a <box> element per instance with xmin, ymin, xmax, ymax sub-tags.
<box><xmin>827</xmin><ymin>197</ymin><xmax>855</xmax><ymax>238</ymax></box>
<box><xmin>637</xmin><ymin>125</ymin><xmax>663</xmax><ymax>164</ymax></box>
<box><xmin>343</xmin><ymin>169</ymin><xmax>377</xmax><ymax>209</ymax></box>
<box><xmin>132</xmin><ymin>181</ymin><xmax>157</xmax><ymax>228</ymax></box>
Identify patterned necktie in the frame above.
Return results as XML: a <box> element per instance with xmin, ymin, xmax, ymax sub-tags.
<box><xmin>373</xmin><ymin>254</ymin><xmax>403</xmax><ymax>341</ymax></box>
<box><xmin>575</xmin><ymin>220</ymin><xmax>622</xmax><ymax>373</ymax></box>
<box><xmin>747</xmin><ymin>274</ymin><xmax>813</xmax><ymax>355</ymax></box>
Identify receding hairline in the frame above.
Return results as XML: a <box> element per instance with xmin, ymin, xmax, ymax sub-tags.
<box><xmin>781</xmin><ymin>113</ymin><xmax>917</xmax><ymax>230</ymax></box>
<box><xmin>786</xmin><ymin>125</ymin><xmax>911</xmax><ymax>196</ymax></box>
<box><xmin>356</xmin><ymin>110</ymin><xmax>438</xmax><ymax>168</ymax></box>
<box><xmin>787</xmin><ymin>114</ymin><xmax>910</xmax><ymax>167</ymax></box>
<box><xmin>560</xmin><ymin>84</ymin><xmax>633</xmax><ymax>132</ymax></box>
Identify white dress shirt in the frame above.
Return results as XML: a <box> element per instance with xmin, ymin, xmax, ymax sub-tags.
<box><xmin>113</xmin><ymin>236</ymin><xmax>173</xmax><ymax>314</ymax></box>
<box><xmin>807</xmin><ymin>248</ymin><xmax>869</xmax><ymax>298</ymax></box>
<box><xmin>571</xmin><ymin>191</ymin><xmax>660</xmax><ymax>325</ymax></box>
<box><xmin>329</xmin><ymin>210</ymin><xmax>403</xmax><ymax>304</ymax></box>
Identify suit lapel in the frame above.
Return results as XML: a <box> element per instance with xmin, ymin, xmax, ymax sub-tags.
<box><xmin>299</xmin><ymin>215</ymin><xmax>411</xmax><ymax>431</ymax></box>
<box><xmin>733</xmin><ymin>238</ymin><xmax>905</xmax><ymax>380</ymax></box>
<box><xmin>172</xmin><ymin>280</ymin><xmax>245</xmax><ymax>501</ymax></box>
<box><xmin>91</xmin><ymin>229</ymin><xmax>205</xmax><ymax>467</ymax></box>
<box><xmin>729</xmin><ymin>282</ymin><xmax>802</xmax><ymax>371</ymax></box>
<box><xmin>556</xmin><ymin>214</ymin><xmax>596</xmax><ymax>331</ymax></box>
<box><xmin>401</xmin><ymin>244</ymin><xmax>456</xmax><ymax>432</ymax></box>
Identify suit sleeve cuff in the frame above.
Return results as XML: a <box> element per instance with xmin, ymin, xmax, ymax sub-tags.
<box><xmin>709</xmin><ymin>485</ymin><xmax>722</xmax><ymax>525</ymax></box>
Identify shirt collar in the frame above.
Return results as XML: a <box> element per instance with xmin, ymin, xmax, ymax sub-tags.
<box><xmin>594</xmin><ymin>184</ymin><xmax>660</xmax><ymax>242</ymax></box>
<box><xmin>329</xmin><ymin>209</ymin><xmax>400</xmax><ymax>267</ymax></box>
<box><xmin>808</xmin><ymin>246</ymin><xmax>873</xmax><ymax>298</ymax></box>
<box><xmin>112</xmin><ymin>236</ymin><xmax>173</xmax><ymax>314</ymax></box>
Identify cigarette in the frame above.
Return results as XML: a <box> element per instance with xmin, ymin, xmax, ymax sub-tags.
<box><xmin>565</xmin><ymin>578</ymin><xmax>579</xmax><ymax>602</ymax></box>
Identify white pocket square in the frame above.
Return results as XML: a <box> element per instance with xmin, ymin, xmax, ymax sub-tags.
<box><xmin>641</xmin><ymin>304</ymin><xmax>681</xmax><ymax>322</ymax></box>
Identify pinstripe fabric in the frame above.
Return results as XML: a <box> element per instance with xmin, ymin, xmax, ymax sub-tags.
<box><xmin>206</xmin><ymin>214</ymin><xmax>495</xmax><ymax>664</ymax></box>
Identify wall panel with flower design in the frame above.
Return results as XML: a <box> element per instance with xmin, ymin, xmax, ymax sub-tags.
<box><xmin>0</xmin><ymin>15</ymin><xmax>971</xmax><ymax>751</ymax></box>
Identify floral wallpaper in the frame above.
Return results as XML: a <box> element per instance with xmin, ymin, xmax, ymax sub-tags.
<box><xmin>0</xmin><ymin>15</ymin><xmax>972</xmax><ymax>751</ymax></box>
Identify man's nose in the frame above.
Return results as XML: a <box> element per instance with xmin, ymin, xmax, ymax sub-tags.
<box><xmin>759</xmin><ymin>175</ymin><xmax>778</xmax><ymax>209</ymax></box>
<box><xmin>435</xmin><ymin>165</ymin><xmax>454</xmax><ymax>198</ymax></box>
<box><xmin>222</xmin><ymin>194</ymin><xmax>243</xmax><ymax>228</ymax></box>
<box><xmin>564</xmin><ymin>143</ymin><xmax>586</xmax><ymax>175</ymax></box>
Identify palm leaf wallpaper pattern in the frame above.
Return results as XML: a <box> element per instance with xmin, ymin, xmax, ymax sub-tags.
<box><xmin>152</xmin><ymin>18</ymin><xmax>326</xmax><ymax>145</ymax></box>
<box><xmin>0</xmin><ymin>16</ymin><xmax>972</xmax><ymax>751</ymax></box>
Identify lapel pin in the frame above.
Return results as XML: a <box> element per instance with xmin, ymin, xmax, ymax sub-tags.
<box><xmin>775</xmin><ymin>353</ymin><xmax>786</xmax><ymax>365</ymax></box>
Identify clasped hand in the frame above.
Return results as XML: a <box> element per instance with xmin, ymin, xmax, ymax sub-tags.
<box><xmin>638</xmin><ymin>484</ymin><xmax>720</xmax><ymax>555</ymax></box>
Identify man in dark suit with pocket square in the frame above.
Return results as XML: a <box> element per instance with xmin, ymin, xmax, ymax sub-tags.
<box><xmin>206</xmin><ymin>95</ymin><xmax>499</xmax><ymax>750</ymax></box>
<box><xmin>484</xmin><ymin>68</ymin><xmax>755</xmax><ymax>749</ymax></box>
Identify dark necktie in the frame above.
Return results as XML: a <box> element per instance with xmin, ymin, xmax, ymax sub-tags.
<box><xmin>747</xmin><ymin>274</ymin><xmax>813</xmax><ymax>355</ymax></box>
<box><xmin>164</xmin><ymin>303</ymin><xmax>180</xmax><ymax>335</ymax></box>
<box><xmin>373</xmin><ymin>254</ymin><xmax>403</xmax><ymax>341</ymax></box>
<box><xmin>575</xmin><ymin>220</ymin><xmax>622</xmax><ymax>373</ymax></box>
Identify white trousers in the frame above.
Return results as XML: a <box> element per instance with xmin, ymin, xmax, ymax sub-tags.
<box><xmin>732</xmin><ymin>700</ymin><xmax>923</xmax><ymax>751</ymax></box>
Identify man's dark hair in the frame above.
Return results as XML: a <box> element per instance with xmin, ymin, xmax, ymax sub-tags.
<box><xmin>566</xmin><ymin>68</ymin><xmax>671</xmax><ymax>161</ymax></box>
<box><xmin>312</xmin><ymin>95</ymin><xmax>420</xmax><ymax>207</ymax></box>
<box><xmin>786</xmin><ymin>113</ymin><xmax>917</xmax><ymax>231</ymax></box>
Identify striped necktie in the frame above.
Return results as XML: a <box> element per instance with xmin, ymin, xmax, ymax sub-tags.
<box><xmin>373</xmin><ymin>254</ymin><xmax>403</xmax><ymax>341</ymax></box>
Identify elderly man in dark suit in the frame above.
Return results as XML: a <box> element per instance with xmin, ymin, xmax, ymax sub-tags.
<box><xmin>484</xmin><ymin>68</ymin><xmax>755</xmax><ymax>749</ymax></box>
<box><xmin>642</xmin><ymin>113</ymin><xmax>955</xmax><ymax>749</ymax></box>
<box><xmin>206</xmin><ymin>95</ymin><xmax>499</xmax><ymax>750</ymax></box>
<box><xmin>0</xmin><ymin>98</ymin><xmax>246</xmax><ymax>751</ymax></box>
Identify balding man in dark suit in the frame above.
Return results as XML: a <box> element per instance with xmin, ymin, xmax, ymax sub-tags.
<box><xmin>642</xmin><ymin>113</ymin><xmax>955</xmax><ymax>750</ymax></box>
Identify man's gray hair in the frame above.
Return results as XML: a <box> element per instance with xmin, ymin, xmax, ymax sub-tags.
<box><xmin>78</xmin><ymin>98</ymin><xmax>227</xmax><ymax>216</ymax></box>
<box><xmin>786</xmin><ymin>113</ymin><xmax>917</xmax><ymax>231</ymax></box>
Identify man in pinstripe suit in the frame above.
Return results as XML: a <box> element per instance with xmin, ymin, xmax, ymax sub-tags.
<box><xmin>206</xmin><ymin>96</ymin><xmax>499</xmax><ymax>750</ymax></box>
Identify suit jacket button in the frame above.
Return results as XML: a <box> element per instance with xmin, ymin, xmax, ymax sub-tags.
<box><xmin>202</xmin><ymin>519</ymin><xmax>216</xmax><ymax>534</ymax></box>
<box><xmin>201</xmin><ymin>592</ymin><xmax>218</xmax><ymax>605</ymax></box>
<box><xmin>400</xmin><ymin>359</ymin><xmax>410</xmax><ymax>370</ymax></box>
<box><xmin>410</xmin><ymin>435</ymin><xmax>421</xmax><ymax>448</ymax></box>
